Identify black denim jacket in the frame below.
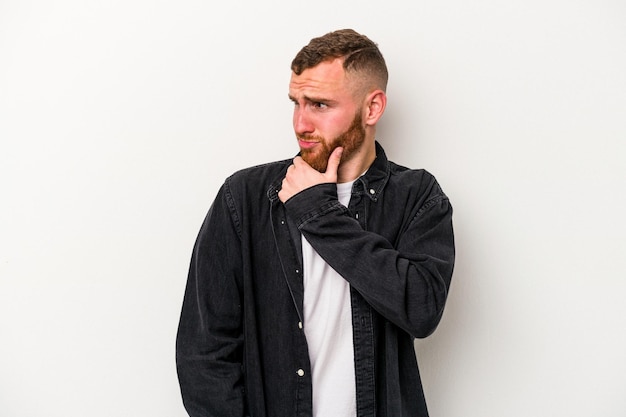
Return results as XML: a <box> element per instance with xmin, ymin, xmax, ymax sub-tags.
<box><xmin>176</xmin><ymin>142</ymin><xmax>455</xmax><ymax>417</ymax></box>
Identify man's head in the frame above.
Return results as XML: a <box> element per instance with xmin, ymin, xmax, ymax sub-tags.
<box><xmin>291</xmin><ymin>29</ymin><xmax>388</xmax><ymax>95</ymax></box>
<box><xmin>288</xmin><ymin>29</ymin><xmax>388</xmax><ymax>175</ymax></box>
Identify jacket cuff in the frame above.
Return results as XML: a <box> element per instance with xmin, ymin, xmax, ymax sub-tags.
<box><xmin>283</xmin><ymin>183</ymin><xmax>345</xmax><ymax>228</ymax></box>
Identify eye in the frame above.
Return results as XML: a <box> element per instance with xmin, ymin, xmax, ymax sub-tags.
<box><xmin>312</xmin><ymin>101</ymin><xmax>328</xmax><ymax>109</ymax></box>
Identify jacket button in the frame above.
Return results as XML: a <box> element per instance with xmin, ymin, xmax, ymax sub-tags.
<box><xmin>298</xmin><ymin>321</ymin><xmax>303</xmax><ymax>329</ymax></box>
<box><xmin>296</xmin><ymin>369</ymin><xmax>305</xmax><ymax>377</ymax></box>
<box><xmin>369</xmin><ymin>188</ymin><xmax>376</xmax><ymax>195</ymax></box>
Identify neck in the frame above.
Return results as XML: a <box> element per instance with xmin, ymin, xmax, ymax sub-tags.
<box><xmin>337</xmin><ymin>140</ymin><xmax>376</xmax><ymax>183</ymax></box>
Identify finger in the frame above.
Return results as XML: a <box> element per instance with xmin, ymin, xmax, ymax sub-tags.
<box><xmin>325</xmin><ymin>147</ymin><xmax>343</xmax><ymax>176</ymax></box>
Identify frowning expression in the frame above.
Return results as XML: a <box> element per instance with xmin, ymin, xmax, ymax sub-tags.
<box><xmin>288</xmin><ymin>59</ymin><xmax>366</xmax><ymax>172</ymax></box>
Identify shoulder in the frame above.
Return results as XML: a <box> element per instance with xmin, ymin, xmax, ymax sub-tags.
<box><xmin>371</xmin><ymin>142</ymin><xmax>445</xmax><ymax>198</ymax></box>
<box><xmin>388</xmin><ymin>160</ymin><xmax>434</xmax><ymax>180</ymax></box>
<box><xmin>387</xmin><ymin>161</ymin><xmax>446</xmax><ymax>198</ymax></box>
<box><xmin>382</xmin><ymin>160</ymin><xmax>451</xmax><ymax>220</ymax></box>
<box><xmin>224</xmin><ymin>158</ymin><xmax>292</xmax><ymax>196</ymax></box>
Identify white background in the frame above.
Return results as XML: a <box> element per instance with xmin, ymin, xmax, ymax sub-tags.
<box><xmin>1</xmin><ymin>1</ymin><xmax>625</xmax><ymax>416</ymax></box>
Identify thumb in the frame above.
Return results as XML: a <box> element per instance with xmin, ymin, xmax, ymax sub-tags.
<box><xmin>325</xmin><ymin>146</ymin><xmax>343</xmax><ymax>179</ymax></box>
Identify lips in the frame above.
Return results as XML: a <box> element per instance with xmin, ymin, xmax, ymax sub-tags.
<box><xmin>298</xmin><ymin>139</ymin><xmax>319</xmax><ymax>149</ymax></box>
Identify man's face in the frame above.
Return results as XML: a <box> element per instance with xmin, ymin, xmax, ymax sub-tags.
<box><xmin>288</xmin><ymin>59</ymin><xmax>366</xmax><ymax>172</ymax></box>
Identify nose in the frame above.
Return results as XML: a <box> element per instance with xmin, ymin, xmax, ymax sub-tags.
<box><xmin>293</xmin><ymin>107</ymin><xmax>314</xmax><ymax>136</ymax></box>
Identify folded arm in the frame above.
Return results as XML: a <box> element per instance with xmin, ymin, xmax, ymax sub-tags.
<box><xmin>283</xmin><ymin>179</ymin><xmax>455</xmax><ymax>338</ymax></box>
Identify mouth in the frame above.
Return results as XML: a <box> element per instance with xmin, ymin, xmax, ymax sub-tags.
<box><xmin>298</xmin><ymin>139</ymin><xmax>319</xmax><ymax>150</ymax></box>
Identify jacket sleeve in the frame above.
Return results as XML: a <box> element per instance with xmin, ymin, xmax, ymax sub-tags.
<box><xmin>283</xmin><ymin>176</ymin><xmax>455</xmax><ymax>339</ymax></box>
<box><xmin>175</xmin><ymin>182</ymin><xmax>246</xmax><ymax>417</ymax></box>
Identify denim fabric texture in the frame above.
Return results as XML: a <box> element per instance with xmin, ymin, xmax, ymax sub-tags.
<box><xmin>176</xmin><ymin>142</ymin><xmax>455</xmax><ymax>417</ymax></box>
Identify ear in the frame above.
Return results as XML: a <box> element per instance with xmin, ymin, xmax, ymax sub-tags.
<box><xmin>363</xmin><ymin>89</ymin><xmax>387</xmax><ymax>126</ymax></box>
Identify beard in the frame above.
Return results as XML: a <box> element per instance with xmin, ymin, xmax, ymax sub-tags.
<box><xmin>298</xmin><ymin>111</ymin><xmax>366</xmax><ymax>172</ymax></box>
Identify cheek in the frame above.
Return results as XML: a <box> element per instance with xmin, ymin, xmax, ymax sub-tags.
<box><xmin>292</xmin><ymin>107</ymin><xmax>301</xmax><ymax>126</ymax></box>
<box><xmin>321</xmin><ymin>113</ymin><xmax>349</xmax><ymax>136</ymax></box>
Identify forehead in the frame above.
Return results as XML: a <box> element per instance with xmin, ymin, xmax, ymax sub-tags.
<box><xmin>289</xmin><ymin>58</ymin><xmax>351</xmax><ymax>98</ymax></box>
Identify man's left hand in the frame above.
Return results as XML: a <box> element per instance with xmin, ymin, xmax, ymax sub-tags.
<box><xmin>278</xmin><ymin>147</ymin><xmax>343</xmax><ymax>203</ymax></box>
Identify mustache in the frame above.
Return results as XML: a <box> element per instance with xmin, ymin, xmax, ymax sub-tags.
<box><xmin>297</xmin><ymin>134</ymin><xmax>323</xmax><ymax>141</ymax></box>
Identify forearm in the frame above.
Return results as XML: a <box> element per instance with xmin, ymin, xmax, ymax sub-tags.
<box><xmin>284</xmin><ymin>183</ymin><xmax>455</xmax><ymax>338</ymax></box>
<box><xmin>176</xmin><ymin>335</ymin><xmax>245</xmax><ymax>417</ymax></box>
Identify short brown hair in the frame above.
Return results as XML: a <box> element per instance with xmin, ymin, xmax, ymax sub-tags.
<box><xmin>291</xmin><ymin>29</ymin><xmax>388</xmax><ymax>91</ymax></box>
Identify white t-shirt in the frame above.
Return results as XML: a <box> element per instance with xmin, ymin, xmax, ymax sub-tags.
<box><xmin>302</xmin><ymin>180</ymin><xmax>356</xmax><ymax>417</ymax></box>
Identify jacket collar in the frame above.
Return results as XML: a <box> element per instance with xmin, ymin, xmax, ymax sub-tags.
<box><xmin>354</xmin><ymin>141</ymin><xmax>390</xmax><ymax>202</ymax></box>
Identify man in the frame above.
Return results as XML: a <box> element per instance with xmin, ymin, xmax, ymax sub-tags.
<box><xmin>176</xmin><ymin>29</ymin><xmax>455</xmax><ymax>417</ymax></box>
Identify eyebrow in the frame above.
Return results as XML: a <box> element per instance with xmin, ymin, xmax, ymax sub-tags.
<box><xmin>288</xmin><ymin>94</ymin><xmax>335</xmax><ymax>104</ymax></box>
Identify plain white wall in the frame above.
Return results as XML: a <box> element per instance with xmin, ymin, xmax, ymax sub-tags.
<box><xmin>1</xmin><ymin>0</ymin><xmax>625</xmax><ymax>416</ymax></box>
